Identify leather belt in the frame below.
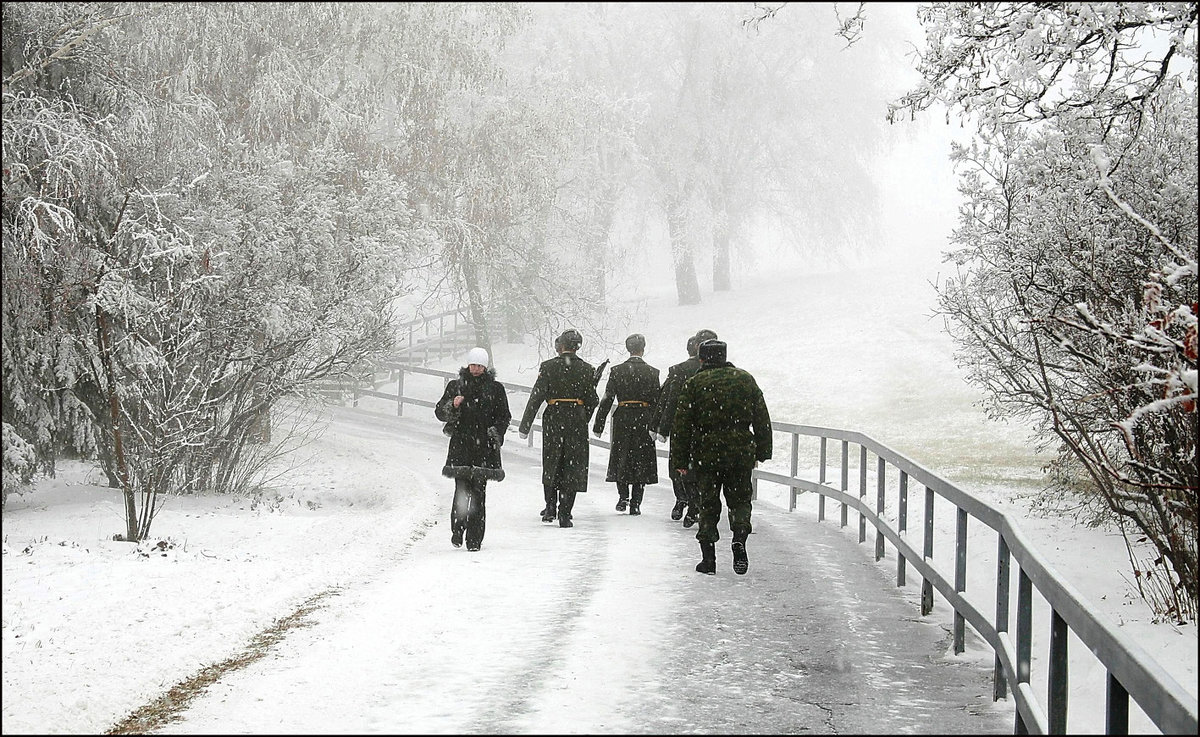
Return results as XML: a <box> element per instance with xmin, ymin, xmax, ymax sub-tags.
<box><xmin>618</xmin><ymin>400</ymin><xmax>651</xmax><ymax>407</ymax></box>
<box><xmin>547</xmin><ymin>398</ymin><xmax>583</xmax><ymax>405</ymax></box>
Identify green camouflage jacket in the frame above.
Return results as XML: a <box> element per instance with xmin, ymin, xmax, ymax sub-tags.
<box><xmin>669</xmin><ymin>362</ymin><xmax>772</xmax><ymax>472</ymax></box>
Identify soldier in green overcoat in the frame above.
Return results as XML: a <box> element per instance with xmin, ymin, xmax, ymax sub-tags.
<box><xmin>670</xmin><ymin>339</ymin><xmax>772</xmax><ymax>575</ymax></box>
<box><xmin>592</xmin><ymin>333</ymin><xmax>660</xmax><ymax>515</ymax></box>
<box><xmin>518</xmin><ymin>329</ymin><xmax>598</xmax><ymax>527</ymax></box>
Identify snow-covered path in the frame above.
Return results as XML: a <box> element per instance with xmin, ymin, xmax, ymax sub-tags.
<box><xmin>155</xmin><ymin>406</ymin><xmax>1008</xmax><ymax>734</ymax></box>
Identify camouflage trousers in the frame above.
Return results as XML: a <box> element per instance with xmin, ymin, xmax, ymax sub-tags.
<box><xmin>692</xmin><ymin>465</ymin><xmax>753</xmax><ymax>544</ymax></box>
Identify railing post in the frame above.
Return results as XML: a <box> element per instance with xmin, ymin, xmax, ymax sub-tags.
<box><xmin>840</xmin><ymin>440</ymin><xmax>849</xmax><ymax>528</ymax></box>
<box><xmin>875</xmin><ymin>457</ymin><xmax>885</xmax><ymax>561</ymax></box>
<box><xmin>858</xmin><ymin>445</ymin><xmax>868</xmax><ymax>543</ymax></box>
<box><xmin>954</xmin><ymin>506</ymin><xmax>967</xmax><ymax>654</ymax></box>
<box><xmin>897</xmin><ymin>471</ymin><xmax>908</xmax><ymax>587</ymax></box>
<box><xmin>818</xmin><ymin>437</ymin><xmax>827</xmax><ymax>522</ymax></box>
<box><xmin>921</xmin><ymin>485</ymin><xmax>934</xmax><ymax>616</ymax></box>
<box><xmin>1049</xmin><ymin>609</ymin><xmax>1069</xmax><ymax>733</ymax></box>
<box><xmin>1016</xmin><ymin>568</ymin><xmax>1033</xmax><ymax>735</ymax></box>
<box><xmin>994</xmin><ymin>535</ymin><xmax>1010</xmax><ymax>701</ymax></box>
<box><xmin>1106</xmin><ymin>673</ymin><xmax>1130</xmax><ymax>734</ymax></box>
<box><xmin>789</xmin><ymin>432</ymin><xmax>799</xmax><ymax>512</ymax></box>
<box><xmin>396</xmin><ymin>367</ymin><xmax>405</xmax><ymax>417</ymax></box>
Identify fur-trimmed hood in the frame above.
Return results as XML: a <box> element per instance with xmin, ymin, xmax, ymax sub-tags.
<box><xmin>458</xmin><ymin>365</ymin><xmax>498</xmax><ymax>382</ymax></box>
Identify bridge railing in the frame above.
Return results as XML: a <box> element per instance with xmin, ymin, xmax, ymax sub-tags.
<box><xmin>390</xmin><ymin>308</ymin><xmax>477</xmax><ymax>366</ymax></box>
<box><xmin>755</xmin><ymin>422</ymin><xmax>1197</xmax><ymax>736</ymax></box>
<box><xmin>337</xmin><ymin>363</ymin><xmax>1198</xmax><ymax>736</ymax></box>
<box><xmin>313</xmin><ymin>308</ymin><xmax>478</xmax><ymax>402</ymax></box>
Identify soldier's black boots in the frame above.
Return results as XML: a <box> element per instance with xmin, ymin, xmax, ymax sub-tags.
<box><xmin>629</xmin><ymin>502</ymin><xmax>641</xmax><ymax>515</ymax></box>
<box><xmin>731</xmin><ymin>541</ymin><xmax>748</xmax><ymax>575</ymax></box>
<box><xmin>558</xmin><ymin>489</ymin><xmax>577</xmax><ymax>525</ymax></box>
<box><xmin>541</xmin><ymin>485</ymin><xmax>557</xmax><ymax>522</ymax></box>
<box><xmin>682</xmin><ymin>507</ymin><xmax>697</xmax><ymax>528</ymax></box>
<box><xmin>670</xmin><ymin>500</ymin><xmax>687</xmax><ymax>521</ymax></box>
<box><xmin>695</xmin><ymin>541</ymin><xmax>716</xmax><ymax>575</ymax></box>
<box><xmin>615</xmin><ymin>498</ymin><xmax>628</xmax><ymax>512</ymax></box>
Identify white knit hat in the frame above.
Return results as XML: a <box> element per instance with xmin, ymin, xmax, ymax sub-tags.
<box><xmin>465</xmin><ymin>347</ymin><xmax>490</xmax><ymax>367</ymax></box>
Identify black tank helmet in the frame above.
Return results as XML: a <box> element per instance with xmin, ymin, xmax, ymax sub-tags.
<box><xmin>697</xmin><ymin>339</ymin><xmax>727</xmax><ymax>364</ymax></box>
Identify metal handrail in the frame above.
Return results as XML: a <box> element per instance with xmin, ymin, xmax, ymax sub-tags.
<box><xmin>344</xmin><ymin>364</ymin><xmax>1198</xmax><ymax>736</ymax></box>
<box><xmin>391</xmin><ymin>307</ymin><xmax>476</xmax><ymax>366</ymax></box>
<box><xmin>756</xmin><ymin>421</ymin><xmax>1197</xmax><ymax>735</ymax></box>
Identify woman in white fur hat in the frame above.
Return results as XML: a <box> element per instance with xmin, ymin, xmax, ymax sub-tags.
<box><xmin>433</xmin><ymin>346</ymin><xmax>511</xmax><ymax>551</ymax></box>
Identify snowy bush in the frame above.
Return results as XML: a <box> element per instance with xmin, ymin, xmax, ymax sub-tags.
<box><xmin>1</xmin><ymin>422</ymin><xmax>37</xmax><ymax>506</ymax></box>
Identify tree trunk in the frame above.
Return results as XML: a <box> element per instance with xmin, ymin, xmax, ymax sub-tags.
<box><xmin>667</xmin><ymin>198</ymin><xmax>701</xmax><ymax>306</ymax></box>
<box><xmin>710</xmin><ymin>179</ymin><xmax>735</xmax><ymax>292</ymax></box>
<box><xmin>590</xmin><ymin>192</ymin><xmax>619</xmax><ymax>306</ymax></box>
<box><xmin>712</xmin><ymin>212</ymin><xmax>731</xmax><ymax>292</ymax></box>
<box><xmin>249</xmin><ymin>401</ymin><xmax>271</xmax><ymax>444</ymax></box>
<box><xmin>96</xmin><ymin>308</ymin><xmax>138</xmax><ymax>542</ymax></box>
<box><xmin>458</xmin><ymin>236</ymin><xmax>491</xmax><ymax>356</ymax></box>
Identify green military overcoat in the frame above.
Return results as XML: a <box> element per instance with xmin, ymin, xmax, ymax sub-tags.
<box><xmin>519</xmin><ymin>352</ymin><xmax>599</xmax><ymax>492</ymax></box>
<box><xmin>593</xmin><ymin>356</ymin><xmax>660</xmax><ymax>484</ymax></box>
<box><xmin>669</xmin><ymin>362</ymin><xmax>772</xmax><ymax>473</ymax></box>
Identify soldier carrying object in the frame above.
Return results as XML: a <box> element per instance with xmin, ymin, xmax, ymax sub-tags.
<box><xmin>518</xmin><ymin>329</ymin><xmax>599</xmax><ymax>528</ymax></box>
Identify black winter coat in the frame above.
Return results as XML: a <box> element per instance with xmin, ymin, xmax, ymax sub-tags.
<box><xmin>435</xmin><ymin>367</ymin><xmax>512</xmax><ymax>482</ymax></box>
<box><xmin>654</xmin><ymin>355</ymin><xmax>703</xmax><ymax>438</ymax></box>
<box><xmin>653</xmin><ymin>355</ymin><xmax>703</xmax><ymax>482</ymax></box>
<box><xmin>518</xmin><ymin>352</ymin><xmax>598</xmax><ymax>491</ymax></box>
<box><xmin>593</xmin><ymin>356</ymin><xmax>660</xmax><ymax>484</ymax></box>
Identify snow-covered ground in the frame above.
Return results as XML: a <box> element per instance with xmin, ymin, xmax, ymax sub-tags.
<box><xmin>3</xmin><ymin>264</ymin><xmax>1196</xmax><ymax>734</ymax></box>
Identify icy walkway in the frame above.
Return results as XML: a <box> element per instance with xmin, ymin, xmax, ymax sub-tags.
<box><xmin>155</xmin><ymin>406</ymin><xmax>1009</xmax><ymax>734</ymax></box>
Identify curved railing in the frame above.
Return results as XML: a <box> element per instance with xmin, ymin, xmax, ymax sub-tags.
<box><xmin>755</xmin><ymin>422</ymin><xmax>1197</xmax><ymax>736</ymax></box>
<box><xmin>342</xmin><ymin>363</ymin><xmax>1198</xmax><ymax>736</ymax></box>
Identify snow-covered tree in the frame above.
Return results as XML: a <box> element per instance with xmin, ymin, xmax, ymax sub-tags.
<box><xmin>893</xmin><ymin>2</ymin><xmax>1197</xmax><ymax>616</ymax></box>
<box><xmin>2</xmin><ymin>3</ymin><xmax>434</xmax><ymax>538</ymax></box>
